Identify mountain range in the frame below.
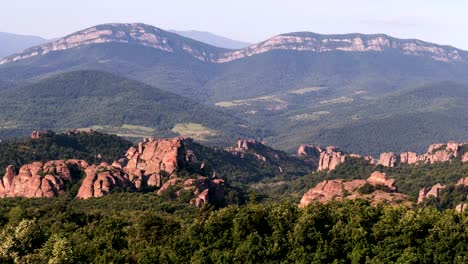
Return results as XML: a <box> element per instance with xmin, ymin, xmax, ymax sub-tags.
<box><xmin>0</xmin><ymin>23</ymin><xmax>467</xmax><ymax>155</ymax></box>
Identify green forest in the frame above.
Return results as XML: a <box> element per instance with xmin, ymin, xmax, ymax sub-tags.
<box><xmin>0</xmin><ymin>197</ymin><xmax>466</xmax><ymax>263</ymax></box>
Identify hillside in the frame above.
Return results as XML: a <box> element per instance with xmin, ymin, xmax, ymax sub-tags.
<box><xmin>0</xmin><ymin>70</ymin><xmax>253</xmax><ymax>144</ymax></box>
<box><xmin>0</xmin><ymin>32</ymin><xmax>46</xmax><ymax>58</ymax></box>
<box><xmin>0</xmin><ymin>23</ymin><xmax>467</xmax><ymax>154</ymax></box>
<box><xmin>169</xmin><ymin>30</ymin><xmax>251</xmax><ymax>49</ymax></box>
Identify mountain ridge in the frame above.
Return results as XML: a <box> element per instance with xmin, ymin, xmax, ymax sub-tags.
<box><xmin>2</xmin><ymin>23</ymin><xmax>468</xmax><ymax>65</ymax></box>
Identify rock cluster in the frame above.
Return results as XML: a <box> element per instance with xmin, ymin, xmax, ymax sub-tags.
<box><xmin>300</xmin><ymin>141</ymin><xmax>467</xmax><ymax>172</ymax></box>
<box><xmin>31</xmin><ymin>130</ymin><xmax>47</xmax><ymax>139</ymax></box>
<box><xmin>388</xmin><ymin>141</ymin><xmax>467</xmax><ymax>167</ymax></box>
<box><xmin>226</xmin><ymin>139</ymin><xmax>272</xmax><ymax>162</ymax></box>
<box><xmin>0</xmin><ymin>160</ymin><xmax>88</xmax><ymax>198</ymax></box>
<box><xmin>76</xmin><ymin>163</ymin><xmax>133</xmax><ymax>199</ymax></box>
<box><xmin>0</xmin><ymin>136</ymin><xmax>225</xmax><ymax>206</ymax></box>
<box><xmin>298</xmin><ymin>145</ymin><xmax>374</xmax><ymax>171</ymax></box>
<box><xmin>299</xmin><ymin>171</ymin><xmax>406</xmax><ymax>208</ymax></box>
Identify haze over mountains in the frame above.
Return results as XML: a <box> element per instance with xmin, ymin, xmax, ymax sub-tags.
<box><xmin>169</xmin><ymin>30</ymin><xmax>251</xmax><ymax>49</ymax></box>
<box><xmin>0</xmin><ymin>23</ymin><xmax>467</xmax><ymax>155</ymax></box>
<box><xmin>0</xmin><ymin>32</ymin><xmax>46</xmax><ymax>59</ymax></box>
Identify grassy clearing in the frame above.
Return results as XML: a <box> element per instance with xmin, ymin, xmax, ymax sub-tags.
<box><xmin>215</xmin><ymin>95</ymin><xmax>286</xmax><ymax>108</ymax></box>
<box><xmin>320</xmin><ymin>97</ymin><xmax>354</xmax><ymax>105</ymax></box>
<box><xmin>77</xmin><ymin>124</ymin><xmax>156</xmax><ymax>138</ymax></box>
<box><xmin>288</xmin><ymin>87</ymin><xmax>327</xmax><ymax>94</ymax></box>
<box><xmin>171</xmin><ymin>123</ymin><xmax>218</xmax><ymax>141</ymax></box>
<box><xmin>289</xmin><ymin>111</ymin><xmax>331</xmax><ymax>121</ymax></box>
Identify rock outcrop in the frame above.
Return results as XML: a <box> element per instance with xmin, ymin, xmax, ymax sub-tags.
<box><xmin>309</xmin><ymin>141</ymin><xmax>467</xmax><ymax>172</ymax></box>
<box><xmin>417</xmin><ymin>183</ymin><xmax>446</xmax><ymax>203</ymax></box>
<box><xmin>378</xmin><ymin>152</ymin><xmax>398</xmax><ymax>167</ymax></box>
<box><xmin>299</xmin><ymin>171</ymin><xmax>405</xmax><ymax>208</ymax></box>
<box><xmin>399</xmin><ymin>152</ymin><xmax>418</xmax><ymax>164</ymax></box>
<box><xmin>318</xmin><ymin>147</ymin><xmax>347</xmax><ymax>171</ymax></box>
<box><xmin>455</xmin><ymin>203</ymin><xmax>467</xmax><ymax>213</ymax></box>
<box><xmin>76</xmin><ymin>163</ymin><xmax>133</xmax><ymax>199</ymax></box>
<box><xmin>119</xmin><ymin>137</ymin><xmax>191</xmax><ymax>189</ymax></box>
<box><xmin>455</xmin><ymin>177</ymin><xmax>468</xmax><ymax>187</ymax></box>
<box><xmin>0</xmin><ymin>160</ymin><xmax>88</xmax><ymax>198</ymax></box>
<box><xmin>31</xmin><ymin>130</ymin><xmax>47</xmax><ymax>139</ymax></box>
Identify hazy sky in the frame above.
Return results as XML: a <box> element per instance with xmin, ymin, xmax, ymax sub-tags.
<box><xmin>2</xmin><ymin>0</ymin><xmax>468</xmax><ymax>49</ymax></box>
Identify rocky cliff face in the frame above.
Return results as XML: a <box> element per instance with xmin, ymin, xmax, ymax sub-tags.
<box><xmin>0</xmin><ymin>23</ymin><xmax>223</xmax><ymax>65</ymax></box>
<box><xmin>0</xmin><ymin>160</ymin><xmax>88</xmax><ymax>198</ymax></box>
<box><xmin>120</xmin><ymin>137</ymin><xmax>190</xmax><ymax>189</ymax></box>
<box><xmin>217</xmin><ymin>32</ymin><xmax>468</xmax><ymax>63</ymax></box>
<box><xmin>299</xmin><ymin>171</ymin><xmax>406</xmax><ymax>208</ymax></box>
<box><xmin>2</xmin><ymin>25</ymin><xmax>467</xmax><ymax>65</ymax></box>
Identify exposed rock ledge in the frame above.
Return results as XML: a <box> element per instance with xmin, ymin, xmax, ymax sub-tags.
<box><xmin>299</xmin><ymin>171</ymin><xmax>407</xmax><ymax>208</ymax></box>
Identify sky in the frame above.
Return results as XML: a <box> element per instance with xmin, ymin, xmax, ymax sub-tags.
<box><xmin>2</xmin><ymin>0</ymin><xmax>468</xmax><ymax>49</ymax></box>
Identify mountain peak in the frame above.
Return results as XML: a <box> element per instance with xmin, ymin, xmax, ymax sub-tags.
<box><xmin>0</xmin><ymin>23</ymin><xmax>223</xmax><ymax>65</ymax></box>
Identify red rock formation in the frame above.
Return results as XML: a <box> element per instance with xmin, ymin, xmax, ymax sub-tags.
<box><xmin>121</xmin><ymin>137</ymin><xmax>191</xmax><ymax>189</ymax></box>
<box><xmin>31</xmin><ymin>130</ymin><xmax>47</xmax><ymax>139</ymax></box>
<box><xmin>417</xmin><ymin>183</ymin><xmax>445</xmax><ymax>203</ymax></box>
<box><xmin>455</xmin><ymin>177</ymin><xmax>468</xmax><ymax>187</ymax></box>
<box><xmin>318</xmin><ymin>146</ymin><xmax>348</xmax><ymax>171</ymax></box>
<box><xmin>299</xmin><ymin>171</ymin><xmax>406</xmax><ymax>208</ymax></box>
<box><xmin>462</xmin><ymin>152</ymin><xmax>468</xmax><ymax>163</ymax></box>
<box><xmin>455</xmin><ymin>203</ymin><xmax>467</xmax><ymax>213</ymax></box>
<box><xmin>76</xmin><ymin>163</ymin><xmax>133</xmax><ymax>199</ymax></box>
<box><xmin>297</xmin><ymin>144</ymin><xmax>323</xmax><ymax>158</ymax></box>
<box><xmin>0</xmin><ymin>160</ymin><xmax>88</xmax><ymax>198</ymax></box>
<box><xmin>399</xmin><ymin>152</ymin><xmax>418</xmax><ymax>164</ymax></box>
<box><xmin>367</xmin><ymin>171</ymin><xmax>396</xmax><ymax>191</ymax></box>
<box><xmin>378</xmin><ymin>152</ymin><xmax>398</xmax><ymax>167</ymax></box>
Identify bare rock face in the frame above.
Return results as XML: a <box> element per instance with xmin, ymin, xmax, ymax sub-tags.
<box><xmin>318</xmin><ymin>146</ymin><xmax>348</xmax><ymax>171</ymax></box>
<box><xmin>399</xmin><ymin>152</ymin><xmax>418</xmax><ymax>164</ymax></box>
<box><xmin>297</xmin><ymin>144</ymin><xmax>323</xmax><ymax>157</ymax></box>
<box><xmin>76</xmin><ymin>163</ymin><xmax>133</xmax><ymax>199</ymax></box>
<box><xmin>417</xmin><ymin>183</ymin><xmax>445</xmax><ymax>203</ymax></box>
<box><xmin>378</xmin><ymin>152</ymin><xmax>398</xmax><ymax>167</ymax></box>
<box><xmin>0</xmin><ymin>160</ymin><xmax>88</xmax><ymax>198</ymax></box>
<box><xmin>455</xmin><ymin>203</ymin><xmax>467</xmax><ymax>213</ymax></box>
<box><xmin>299</xmin><ymin>171</ymin><xmax>406</xmax><ymax>208</ymax></box>
<box><xmin>121</xmin><ymin>137</ymin><xmax>190</xmax><ymax>189</ymax></box>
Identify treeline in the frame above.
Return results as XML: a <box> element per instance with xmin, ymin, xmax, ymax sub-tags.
<box><xmin>0</xmin><ymin>131</ymin><xmax>132</xmax><ymax>173</ymax></box>
<box><xmin>0</xmin><ymin>196</ymin><xmax>466</xmax><ymax>263</ymax></box>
